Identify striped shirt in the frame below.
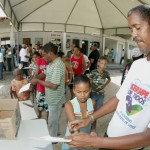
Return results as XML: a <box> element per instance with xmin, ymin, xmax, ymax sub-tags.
<box><xmin>45</xmin><ymin>57</ymin><xmax>66</xmax><ymax>106</ymax></box>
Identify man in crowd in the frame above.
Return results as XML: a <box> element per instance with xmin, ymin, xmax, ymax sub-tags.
<box><xmin>120</xmin><ymin>49</ymin><xmax>125</xmax><ymax>65</ymax></box>
<box><xmin>67</xmin><ymin>43</ymin><xmax>76</xmax><ymax>58</ymax></box>
<box><xmin>88</xmin><ymin>43</ymin><xmax>100</xmax><ymax>71</ymax></box>
<box><xmin>67</xmin><ymin>5</ymin><xmax>150</xmax><ymax>149</ymax></box>
<box><xmin>30</xmin><ymin>42</ymin><xmax>65</xmax><ymax>137</ymax></box>
<box><xmin>19</xmin><ymin>44</ymin><xmax>29</xmax><ymax>77</ymax></box>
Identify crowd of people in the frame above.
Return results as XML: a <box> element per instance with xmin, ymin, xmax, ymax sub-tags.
<box><xmin>0</xmin><ymin>40</ymin><xmax>111</xmax><ymax>146</ymax></box>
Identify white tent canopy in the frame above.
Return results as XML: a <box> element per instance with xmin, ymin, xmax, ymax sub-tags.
<box><xmin>0</xmin><ymin>0</ymin><xmax>150</xmax><ymax>35</ymax></box>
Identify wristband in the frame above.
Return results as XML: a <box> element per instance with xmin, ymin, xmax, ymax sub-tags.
<box><xmin>89</xmin><ymin>115</ymin><xmax>95</xmax><ymax>123</ymax></box>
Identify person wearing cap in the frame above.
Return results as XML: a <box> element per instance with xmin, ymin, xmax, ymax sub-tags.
<box><xmin>66</xmin><ymin>5</ymin><xmax>150</xmax><ymax>149</ymax></box>
<box><xmin>88</xmin><ymin>43</ymin><xmax>100</xmax><ymax>71</ymax></box>
<box><xmin>121</xmin><ymin>48</ymin><xmax>144</xmax><ymax>85</ymax></box>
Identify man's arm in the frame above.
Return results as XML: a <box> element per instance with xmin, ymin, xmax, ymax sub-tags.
<box><xmin>68</xmin><ymin>128</ymin><xmax>150</xmax><ymax>149</ymax></box>
<box><xmin>30</xmin><ymin>79</ymin><xmax>58</xmax><ymax>90</ymax></box>
<box><xmin>69</xmin><ymin>97</ymin><xmax>119</xmax><ymax>132</ymax></box>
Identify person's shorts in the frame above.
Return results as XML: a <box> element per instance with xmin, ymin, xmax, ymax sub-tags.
<box><xmin>36</xmin><ymin>91</ymin><xmax>49</xmax><ymax>112</ymax></box>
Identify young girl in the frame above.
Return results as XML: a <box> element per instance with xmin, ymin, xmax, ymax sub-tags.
<box><xmin>62</xmin><ymin>75</ymin><xmax>96</xmax><ymax>150</ymax></box>
<box><xmin>90</xmin><ymin>56</ymin><xmax>111</xmax><ymax>110</ymax></box>
<box><xmin>10</xmin><ymin>69</ymin><xmax>33</xmax><ymax>100</ymax></box>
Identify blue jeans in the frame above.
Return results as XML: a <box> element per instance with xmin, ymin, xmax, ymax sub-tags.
<box><xmin>91</xmin><ymin>93</ymin><xmax>104</xmax><ymax>110</ymax></box>
<box><xmin>0</xmin><ymin>62</ymin><xmax>3</xmax><ymax>80</ymax></box>
<box><xmin>48</xmin><ymin>105</ymin><xmax>62</xmax><ymax>137</ymax></box>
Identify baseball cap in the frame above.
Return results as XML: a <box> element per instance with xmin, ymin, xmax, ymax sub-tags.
<box><xmin>131</xmin><ymin>48</ymin><xmax>143</xmax><ymax>58</ymax></box>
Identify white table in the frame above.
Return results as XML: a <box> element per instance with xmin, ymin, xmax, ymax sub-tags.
<box><xmin>19</xmin><ymin>100</ymin><xmax>38</xmax><ymax>120</ymax></box>
<box><xmin>0</xmin><ymin>119</ymin><xmax>53</xmax><ymax>150</ymax></box>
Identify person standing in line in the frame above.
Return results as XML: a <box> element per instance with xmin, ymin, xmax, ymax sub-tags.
<box><xmin>111</xmin><ymin>48</ymin><xmax>116</xmax><ymax>63</ymax></box>
<box><xmin>67</xmin><ymin>44</ymin><xmax>76</xmax><ymax>59</ymax></box>
<box><xmin>70</xmin><ymin>46</ymin><xmax>86</xmax><ymax>98</ymax></box>
<box><xmin>88</xmin><ymin>43</ymin><xmax>100</xmax><ymax>71</ymax></box>
<box><xmin>19</xmin><ymin>44</ymin><xmax>30</xmax><ymax>77</ymax></box>
<box><xmin>90</xmin><ymin>56</ymin><xmax>111</xmax><ymax>110</ymax></box>
<box><xmin>67</xmin><ymin>5</ymin><xmax>150</xmax><ymax>150</ymax></box>
<box><xmin>30</xmin><ymin>42</ymin><xmax>66</xmax><ymax>137</ymax></box>
<box><xmin>5</xmin><ymin>44</ymin><xmax>12</xmax><ymax>72</ymax></box>
<box><xmin>104</xmin><ymin>47</ymin><xmax>110</xmax><ymax>59</ymax></box>
<box><xmin>0</xmin><ymin>49</ymin><xmax>4</xmax><ymax>80</ymax></box>
<box><xmin>1</xmin><ymin>45</ymin><xmax>6</xmax><ymax>71</ymax></box>
<box><xmin>120</xmin><ymin>49</ymin><xmax>125</xmax><ymax>65</ymax></box>
<box><xmin>33</xmin><ymin>51</ymin><xmax>49</xmax><ymax>123</ymax></box>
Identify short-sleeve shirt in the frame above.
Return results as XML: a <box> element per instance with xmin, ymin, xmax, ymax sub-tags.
<box><xmin>90</xmin><ymin>69</ymin><xmax>110</xmax><ymax>95</ymax></box>
<box><xmin>107</xmin><ymin>58</ymin><xmax>150</xmax><ymax>137</ymax></box>
<box><xmin>19</xmin><ymin>48</ymin><xmax>29</xmax><ymax>62</ymax></box>
<box><xmin>44</xmin><ymin>57</ymin><xmax>66</xmax><ymax>106</ymax></box>
<box><xmin>70</xmin><ymin>55</ymin><xmax>83</xmax><ymax>76</ymax></box>
<box><xmin>36</xmin><ymin>58</ymin><xmax>48</xmax><ymax>93</ymax></box>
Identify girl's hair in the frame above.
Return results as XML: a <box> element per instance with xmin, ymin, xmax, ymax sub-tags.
<box><xmin>73</xmin><ymin>75</ymin><xmax>91</xmax><ymax>88</ymax></box>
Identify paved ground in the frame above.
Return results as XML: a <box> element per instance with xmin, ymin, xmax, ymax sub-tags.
<box><xmin>0</xmin><ymin>69</ymin><xmax>150</xmax><ymax>150</ymax></box>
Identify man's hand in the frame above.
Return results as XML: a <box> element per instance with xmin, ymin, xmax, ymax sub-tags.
<box><xmin>30</xmin><ymin>78</ymin><xmax>39</xmax><ymax>85</ymax></box>
<box><xmin>68</xmin><ymin>117</ymin><xmax>91</xmax><ymax>133</ymax></box>
<box><xmin>66</xmin><ymin>133</ymin><xmax>98</xmax><ymax>148</ymax></box>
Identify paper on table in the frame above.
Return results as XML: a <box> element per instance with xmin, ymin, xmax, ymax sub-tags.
<box><xmin>30</xmin><ymin>136</ymin><xmax>72</xmax><ymax>143</ymax></box>
<box><xmin>19</xmin><ymin>83</ymin><xmax>31</xmax><ymax>94</ymax></box>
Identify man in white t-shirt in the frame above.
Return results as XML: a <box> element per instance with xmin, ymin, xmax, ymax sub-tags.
<box><xmin>19</xmin><ymin>44</ymin><xmax>30</xmax><ymax>77</ymax></box>
<box><xmin>67</xmin><ymin>5</ymin><xmax>150</xmax><ymax>150</ymax></box>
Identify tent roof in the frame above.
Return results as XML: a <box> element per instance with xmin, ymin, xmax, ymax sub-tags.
<box><xmin>0</xmin><ymin>0</ymin><xmax>150</xmax><ymax>35</ymax></box>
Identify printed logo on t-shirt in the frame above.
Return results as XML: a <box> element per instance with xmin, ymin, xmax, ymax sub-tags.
<box><xmin>72</xmin><ymin>61</ymin><xmax>79</xmax><ymax>69</ymax></box>
<box><xmin>126</xmin><ymin>79</ymin><xmax>150</xmax><ymax>116</ymax></box>
<box><xmin>40</xmin><ymin>65</ymin><xmax>47</xmax><ymax>71</ymax></box>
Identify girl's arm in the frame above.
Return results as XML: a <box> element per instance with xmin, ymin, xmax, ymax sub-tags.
<box><xmin>90</xmin><ymin>100</ymin><xmax>97</xmax><ymax>135</ymax></box>
<box><xmin>65</xmin><ymin>101</ymin><xmax>76</xmax><ymax>122</ymax></box>
<box><xmin>65</xmin><ymin>101</ymin><xmax>78</xmax><ymax>134</ymax></box>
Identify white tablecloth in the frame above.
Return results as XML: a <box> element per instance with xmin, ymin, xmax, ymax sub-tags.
<box><xmin>0</xmin><ymin>119</ymin><xmax>53</xmax><ymax>150</ymax></box>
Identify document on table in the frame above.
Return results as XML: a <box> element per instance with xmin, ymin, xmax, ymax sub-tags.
<box><xmin>19</xmin><ymin>83</ymin><xmax>31</xmax><ymax>94</ymax></box>
<box><xmin>30</xmin><ymin>136</ymin><xmax>72</xmax><ymax>143</ymax></box>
